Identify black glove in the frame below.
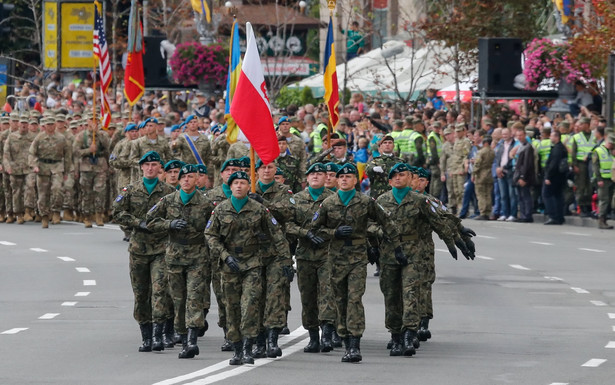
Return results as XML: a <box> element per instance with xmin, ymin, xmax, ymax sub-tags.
<box><xmin>465</xmin><ymin>238</ymin><xmax>476</xmax><ymax>254</ymax></box>
<box><xmin>367</xmin><ymin>247</ymin><xmax>380</xmax><ymax>265</ymax></box>
<box><xmin>248</xmin><ymin>192</ymin><xmax>264</xmax><ymax>204</ymax></box>
<box><xmin>394</xmin><ymin>246</ymin><xmax>408</xmax><ymax>266</ymax></box>
<box><xmin>306</xmin><ymin>230</ymin><xmax>325</xmax><ymax>247</ymax></box>
<box><xmin>225</xmin><ymin>256</ymin><xmax>240</xmax><ymax>273</ymax></box>
<box><xmin>460</xmin><ymin>226</ymin><xmax>476</xmax><ymax>238</ymax></box>
<box><xmin>169</xmin><ymin>219</ymin><xmax>188</xmax><ymax>230</ymax></box>
<box><xmin>455</xmin><ymin>238</ymin><xmax>474</xmax><ymax>260</ymax></box>
<box><xmin>282</xmin><ymin>265</ymin><xmax>295</xmax><ymax>282</ymax></box>
<box><xmin>138</xmin><ymin>220</ymin><xmax>151</xmax><ymax>233</ymax></box>
<box><xmin>334</xmin><ymin>225</ymin><xmax>353</xmax><ymax>239</ymax></box>
<box><xmin>446</xmin><ymin>241</ymin><xmax>458</xmax><ymax>260</ymax></box>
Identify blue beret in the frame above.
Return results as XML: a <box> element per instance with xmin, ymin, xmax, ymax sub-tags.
<box><xmin>388</xmin><ymin>163</ymin><xmax>410</xmax><ymax>179</ymax></box>
<box><xmin>139</xmin><ymin>151</ymin><xmax>161</xmax><ymax>165</ymax></box>
<box><xmin>336</xmin><ymin>163</ymin><xmax>358</xmax><ymax>177</ymax></box>
<box><xmin>137</xmin><ymin>121</ymin><xmax>146</xmax><ymax>129</ymax></box>
<box><xmin>124</xmin><ymin>123</ymin><xmax>137</xmax><ymax>133</ymax></box>
<box><xmin>211</xmin><ymin>124</ymin><xmax>220</xmax><ymax>134</ymax></box>
<box><xmin>278</xmin><ymin>116</ymin><xmax>289</xmax><ymax>124</ymax></box>
<box><xmin>228</xmin><ymin>171</ymin><xmax>250</xmax><ymax>185</ymax></box>
<box><xmin>164</xmin><ymin>159</ymin><xmax>185</xmax><ymax>171</ymax></box>
<box><xmin>306</xmin><ymin>162</ymin><xmax>326</xmax><ymax>175</ymax></box>
<box><xmin>178</xmin><ymin>164</ymin><xmax>197</xmax><ymax>179</ymax></box>
<box><xmin>184</xmin><ymin>115</ymin><xmax>196</xmax><ymax>126</ymax></box>
<box><xmin>324</xmin><ymin>162</ymin><xmax>341</xmax><ymax>173</ymax></box>
<box><xmin>170</xmin><ymin>124</ymin><xmax>181</xmax><ymax>132</ymax></box>
<box><xmin>144</xmin><ymin>117</ymin><xmax>159</xmax><ymax>125</ymax></box>
<box><xmin>221</xmin><ymin>158</ymin><xmax>241</xmax><ymax>172</ymax></box>
<box><xmin>195</xmin><ymin>164</ymin><xmax>207</xmax><ymax>174</ymax></box>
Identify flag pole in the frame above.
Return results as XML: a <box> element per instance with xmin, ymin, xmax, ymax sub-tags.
<box><xmin>249</xmin><ymin>146</ymin><xmax>256</xmax><ymax>193</ymax></box>
<box><xmin>92</xmin><ymin>65</ymin><xmax>97</xmax><ymax>152</ymax></box>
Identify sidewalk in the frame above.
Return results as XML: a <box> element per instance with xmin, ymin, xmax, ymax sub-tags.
<box><xmin>531</xmin><ymin>213</ymin><xmax>603</xmax><ymax>228</ymax></box>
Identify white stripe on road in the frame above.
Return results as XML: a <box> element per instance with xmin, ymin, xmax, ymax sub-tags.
<box><xmin>605</xmin><ymin>341</ymin><xmax>615</xmax><ymax>348</ymax></box>
<box><xmin>75</xmin><ymin>267</ymin><xmax>90</xmax><ymax>273</ymax></box>
<box><xmin>30</xmin><ymin>248</ymin><xmax>48</xmax><ymax>252</ymax></box>
<box><xmin>612</xmin><ymin>326</ymin><xmax>615</xmax><ymax>332</ymax></box>
<box><xmin>564</xmin><ymin>231</ymin><xmax>591</xmax><ymax>236</ymax></box>
<box><xmin>578</xmin><ymin>248</ymin><xmax>606</xmax><ymax>253</ymax></box>
<box><xmin>476</xmin><ymin>235</ymin><xmax>496</xmax><ymax>239</ymax></box>
<box><xmin>476</xmin><ymin>255</ymin><xmax>493</xmax><ymax>260</ymax></box>
<box><xmin>0</xmin><ymin>241</ymin><xmax>16</xmax><ymax>246</ymax></box>
<box><xmin>591</xmin><ymin>301</ymin><xmax>607</xmax><ymax>307</ymax></box>
<box><xmin>57</xmin><ymin>256</ymin><xmax>75</xmax><ymax>262</ymax></box>
<box><xmin>1</xmin><ymin>328</ymin><xmax>28</xmax><ymax>334</ymax></box>
<box><xmin>83</xmin><ymin>280</ymin><xmax>96</xmax><ymax>286</ymax></box>
<box><xmin>75</xmin><ymin>292</ymin><xmax>90</xmax><ymax>297</ymax></box>
<box><xmin>609</xmin><ymin>313</ymin><xmax>615</xmax><ymax>319</ymax></box>
<box><xmin>544</xmin><ymin>276</ymin><xmax>564</xmax><ymax>281</ymax></box>
<box><xmin>61</xmin><ymin>302</ymin><xmax>77</xmax><ymax>307</ymax></box>
<box><xmin>509</xmin><ymin>264</ymin><xmax>531</xmax><ymax>271</ymax></box>
<box><xmin>531</xmin><ymin>241</ymin><xmax>553</xmax><ymax>246</ymax></box>
<box><xmin>571</xmin><ymin>287</ymin><xmax>590</xmax><ymax>294</ymax></box>
<box><xmin>549</xmin><ymin>383</ymin><xmax>569</xmax><ymax>385</ymax></box>
<box><xmin>38</xmin><ymin>313</ymin><xmax>59</xmax><ymax>320</ymax></box>
<box><xmin>435</xmin><ymin>248</ymin><xmax>448</xmax><ymax>253</ymax></box>
<box><xmin>581</xmin><ymin>358</ymin><xmax>607</xmax><ymax>367</ymax></box>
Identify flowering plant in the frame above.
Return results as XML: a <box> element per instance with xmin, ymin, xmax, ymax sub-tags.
<box><xmin>169</xmin><ymin>42</ymin><xmax>228</xmax><ymax>88</ymax></box>
<box><xmin>523</xmin><ymin>38</ymin><xmax>594</xmax><ymax>90</ymax></box>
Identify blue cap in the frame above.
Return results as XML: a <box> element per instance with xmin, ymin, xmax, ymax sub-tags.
<box><xmin>278</xmin><ymin>116</ymin><xmax>289</xmax><ymax>124</ymax></box>
<box><xmin>184</xmin><ymin>115</ymin><xmax>196</xmax><ymax>126</ymax></box>
<box><xmin>170</xmin><ymin>124</ymin><xmax>181</xmax><ymax>132</ymax></box>
<box><xmin>144</xmin><ymin>117</ymin><xmax>159</xmax><ymax>125</ymax></box>
<box><xmin>124</xmin><ymin>123</ymin><xmax>137</xmax><ymax>133</ymax></box>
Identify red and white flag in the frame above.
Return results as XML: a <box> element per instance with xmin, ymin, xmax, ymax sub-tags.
<box><xmin>230</xmin><ymin>22</ymin><xmax>277</xmax><ymax>165</ymax></box>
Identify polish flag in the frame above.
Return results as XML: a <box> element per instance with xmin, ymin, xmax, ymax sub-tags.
<box><xmin>230</xmin><ymin>22</ymin><xmax>277</xmax><ymax>165</ymax></box>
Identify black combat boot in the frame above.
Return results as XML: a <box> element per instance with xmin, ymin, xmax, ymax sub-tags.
<box><xmin>229</xmin><ymin>341</ymin><xmax>243</xmax><ymax>365</ymax></box>
<box><xmin>386</xmin><ymin>333</ymin><xmax>394</xmax><ymax>349</ymax></box>
<box><xmin>348</xmin><ymin>336</ymin><xmax>362</xmax><ymax>363</ymax></box>
<box><xmin>267</xmin><ymin>328</ymin><xmax>282</xmax><ymax>358</ymax></box>
<box><xmin>198</xmin><ymin>309</ymin><xmax>209</xmax><ymax>337</ymax></box>
<box><xmin>304</xmin><ymin>328</ymin><xmax>320</xmax><ymax>353</ymax></box>
<box><xmin>320</xmin><ymin>323</ymin><xmax>333</xmax><ymax>353</ymax></box>
<box><xmin>252</xmin><ymin>330</ymin><xmax>267</xmax><ymax>358</ymax></box>
<box><xmin>280</xmin><ymin>312</ymin><xmax>290</xmax><ymax>335</ymax></box>
<box><xmin>138</xmin><ymin>323</ymin><xmax>153</xmax><ymax>352</ymax></box>
<box><xmin>178</xmin><ymin>328</ymin><xmax>199</xmax><ymax>359</ymax></box>
<box><xmin>242</xmin><ymin>338</ymin><xmax>255</xmax><ymax>364</ymax></box>
<box><xmin>152</xmin><ymin>322</ymin><xmax>165</xmax><ymax>351</ymax></box>
<box><xmin>177</xmin><ymin>333</ymin><xmax>188</xmax><ymax>356</ymax></box>
<box><xmin>162</xmin><ymin>318</ymin><xmax>175</xmax><ymax>348</ymax></box>
<box><xmin>419</xmin><ymin>317</ymin><xmax>431</xmax><ymax>341</ymax></box>
<box><xmin>341</xmin><ymin>337</ymin><xmax>351</xmax><ymax>363</ymax></box>
<box><xmin>332</xmin><ymin>329</ymin><xmax>343</xmax><ymax>348</ymax></box>
<box><xmin>402</xmin><ymin>329</ymin><xmax>416</xmax><ymax>356</ymax></box>
<box><xmin>221</xmin><ymin>327</ymin><xmax>233</xmax><ymax>351</ymax></box>
<box><xmin>174</xmin><ymin>331</ymin><xmax>182</xmax><ymax>344</ymax></box>
<box><xmin>389</xmin><ymin>333</ymin><xmax>402</xmax><ymax>356</ymax></box>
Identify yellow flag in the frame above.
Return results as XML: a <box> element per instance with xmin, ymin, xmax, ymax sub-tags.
<box><xmin>190</xmin><ymin>0</ymin><xmax>211</xmax><ymax>23</ymax></box>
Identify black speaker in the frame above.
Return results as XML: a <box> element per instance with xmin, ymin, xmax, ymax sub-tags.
<box><xmin>143</xmin><ymin>36</ymin><xmax>174</xmax><ymax>88</ymax></box>
<box><xmin>478</xmin><ymin>38</ymin><xmax>523</xmax><ymax>94</ymax></box>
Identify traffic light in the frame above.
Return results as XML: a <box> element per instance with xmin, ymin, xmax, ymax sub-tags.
<box><xmin>0</xmin><ymin>3</ymin><xmax>15</xmax><ymax>36</ymax></box>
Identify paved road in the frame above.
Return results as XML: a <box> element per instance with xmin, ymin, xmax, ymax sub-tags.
<box><xmin>0</xmin><ymin>220</ymin><xmax>613</xmax><ymax>385</ymax></box>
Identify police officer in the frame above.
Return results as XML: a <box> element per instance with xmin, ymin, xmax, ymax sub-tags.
<box><xmin>426</xmin><ymin>121</ymin><xmax>444</xmax><ymax>198</ymax></box>
<box><xmin>591</xmin><ymin>127</ymin><xmax>613</xmax><ymax>229</ymax></box>
<box><xmin>571</xmin><ymin>117</ymin><xmax>596</xmax><ymax>217</ymax></box>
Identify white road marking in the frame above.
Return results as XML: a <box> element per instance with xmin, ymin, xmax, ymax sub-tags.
<box><xmin>544</xmin><ymin>276</ymin><xmax>564</xmax><ymax>281</ymax></box>
<box><xmin>435</xmin><ymin>248</ymin><xmax>448</xmax><ymax>253</ymax></box>
<box><xmin>476</xmin><ymin>235</ymin><xmax>496</xmax><ymax>239</ymax></box>
<box><xmin>591</xmin><ymin>301</ymin><xmax>607</xmax><ymax>307</ymax></box>
<box><xmin>83</xmin><ymin>280</ymin><xmax>96</xmax><ymax>286</ymax></box>
<box><xmin>75</xmin><ymin>267</ymin><xmax>90</xmax><ymax>273</ymax></box>
<box><xmin>57</xmin><ymin>256</ymin><xmax>75</xmax><ymax>262</ymax></box>
<box><xmin>549</xmin><ymin>383</ymin><xmax>569</xmax><ymax>385</ymax></box>
<box><xmin>30</xmin><ymin>248</ymin><xmax>48</xmax><ymax>252</ymax></box>
<box><xmin>62</xmin><ymin>302</ymin><xmax>77</xmax><ymax>307</ymax></box>
<box><xmin>609</xmin><ymin>313</ymin><xmax>615</xmax><ymax>319</ymax></box>
<box><xmin>75</xmin><ymin>292</ymin><xmax>90</xmax><ymax>297</ymax></box>
<box><xmin>581</xmin><ymin>358</ymin><xmax>607</xmax><ymax>367</ymax></box>
<box><xmin>571</xmin><ymin>287</ymin><xmax>590</xmax><ymax>294</ymax></box>
<box><xmin>38</xmin><ymin>313</ymin><xmax>60</xmax><ymax>320</ymax></box>
<box><xmin>0</xmin><ymin>241</ymin><xmax>16</xmax><ymax>246</ymax></box>
<box><xmin>1</xmin><ymin>328</ymin><xmax>28</xmax><ymax>334</ymax></box>
<box><xmin>531</xmin><ymin>241</ymin><xmax>553</xmax><ymax>246</ymax></box>
<box><xmin>578</xmin><ymin>248</ymin><xmax>606</xmax><ymax>253</ymax></box>
<box><xmin>564</xmin><ymin>231</ymin><xmax>590</xmax><ymax>236</ymax></box>
<box><xmin>605</xmin><ymin>341</ymin><xmax>615</xmax><ymax>348</ymax></box>
<box><xmin>509</xmin><ymin>264</ymin><xmax>531</xmax><ymax>271</ymax></box>
<box><xmin>476</xmin><ymin>255</ymin><xmax>493</xmax><ymax>260</ymax></box>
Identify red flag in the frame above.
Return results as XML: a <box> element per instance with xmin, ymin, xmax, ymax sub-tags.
<box><xmin>3</xmin><ymin>102</ymin><xmax>11</xmax><ymax>113</ymax></box>
<box><xmin>323</xmin><ymin>17</ymin><xmax>339</xmax><ymax>129</ymax></box>
<box><xmin>124</xmin><ymin>0</ymin><xmax>145</xmax><ymax>106</ymax></box>
<box><xmin>230</xmin><ymin>22</ymin><xmax>277</xmax><ymax>165</ymax></box>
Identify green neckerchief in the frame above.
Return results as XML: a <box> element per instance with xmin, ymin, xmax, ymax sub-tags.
<box><xmin>143</xmin><ymin>177</ymin><xmax>159</xmax><ymax>195</ymax></box>
<box><xmin>198</xmin><ymin>186</ymin><xmax>206</xmax><ymax>191</ymax></box>
<box><xmin>258</xmin><ymin>180</ymin><xmax>275</xmax><ymax>193</ymax></box>
<box><xmin>328</xmin><ymin>187</ymin><xmax>338</xmax><ymax>192</ymax></box>
<box><xmin>222</xmin><ymin>183</ymin><xmax>232</xmax><ymax>198</ymax></box>
<box><xmin>308</xmin><ymin>186</ymin><xmax>325</xmax><ymax>201</ymax></box>
<box><xmin>231</xmin><ymin>195</ymin><xmax>249</xmax><ymax>213</ymax></box>
<box><xmin>180</xmin><ymin>189</ymin><xmax>197</xmax><ymax>205</ymax></box>
<box><xmin>392</xmin><ymin>187</ymin><xmax>410</xmax><ymax>205</ymax></box>
<box><xmin>337</xmin><ymin>189</ymin><xmax>356</xmax><ymax>206</ymax></box>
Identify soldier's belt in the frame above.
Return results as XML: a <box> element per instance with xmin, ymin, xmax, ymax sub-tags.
<box><xmin>169</xmin><ymin>235</ymin><xmax>205</xmax><ymax>245</ymax></box>
<box><xmin>228</xmin><ymin>244</ymin><xmax>260</xmax><ymax>254</ymax></box>
<box><xmin>343</xmin><ymin>239</ymin><xmax>365</xmax><ymax>246</ymax></box>
<box><xmin>40</xmin><ymin>158</ymin><xmax>60</xmax><ymax>164</ymax></box>
<box><xmin>400</xmin><ymin>234</ymin><xmax>418</xmax><ymax>242</ymax></box>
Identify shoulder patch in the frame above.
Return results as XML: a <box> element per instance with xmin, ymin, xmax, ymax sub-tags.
<box><xmin>206</xmin><ymin>219</ymin><xmax>212</xmax><ymax>229</ymax></box>
<box><xmin>430</xmin><ymin>200</ymin><xmax>438</xmax><ymax>208</ymax></box>
<box><xmin>312</xmin><ymin>211</ymin><xmax>319</xmax><ymax>221</ymax></box>
<box><xmin>148</xmin><ymin>203</ymin><xmax>158</xmax><ymax>213</ymax></box>
<box><xmin>115</xmin><ymin>194</ymin><xmax>124</xmax><ymax>202</ymax></box>
<box><xmin>431</xmin><ymin>206</ymin><xmax>436</xmax><ymax>213</ymax></box>
<box><xmin>287</xmin><ymin>190</ymin><xmax>293</xmax><ymax>194</ymax></box>
<box><xmin>123</xmin><ymin>187</ymin><xmax>128</xmax><ymax>191</ymax></box>
<box><xmin>271</xmin><ymin>217</ymin><xmax>278</xmax><ymax>225</ymax></box>
<box><xmin>290</xmin><ymin>197</ymin><xmax>296</xmax><ymax>205</ymax></box>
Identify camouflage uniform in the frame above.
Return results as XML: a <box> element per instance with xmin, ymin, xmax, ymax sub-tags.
<box><xmin>472</xmin><ymin>145</ymin><xmax>495</xmax><ymax>217</ymax></box>
<box><xmin>113</xmin><ymin>180</ymin><xmax>175</xmax><ymax>325</ymax></box>
<box><xmin>109</xmin><ymin>137</ymin><xmax>135</xmax><ymax>193</ymax></box>
<box><xmin>60</xmin><ymin>130</ymin><xmax>77</xmax><ymax>217</ymax></box>
<box><xmin>450</xmin><ymin>137</ymin><xmax>472</xmax><ymax>210</ymax></box>
<box><xmin>146</xmin><ymin>190</ymin><xmax>214</xmax><ymax>334</ymax></box>
<box><xmin>174</xmin><ymin>133</ymin><xmax>212</xmax><ymax>166</ymax></box>
<box><xmin>226</xmin><ymin>142</ymin><xmax>250</xmax><ymax>160</ymax></box>
<box><xmin>284</xmin><ymin>134</ymin><xmax>307</xmax><ymax>180</ymax></box>
<box><xmin>210</xmin><ymin>134</ymin><xmax>230</xmax><ymax>186</ymax></box>
<box><xmin>23</xmin><ymin>131</ymin><xmax>38</xmax><ymax>215</ymax></box>
<box><xmin>440</xmin><ymin>140</ymin><xmax>455</xmax><ymax>207</ymax></box>
<box><xmin>72</xmin><ymin>129</ymin><xmax>111</xmax><ymax>217</ymax></box>
<box><xmin>129</xmin><ymin>135</ymin><xmax>173</xmax><ymax>182</ymax></box>
<box><xmin>28</xmin><ymin>130</ymin><xmax>71</xmax><ymax>218</ymax></box>
<box><xmin>3</xmin><ymin>130</ymin><xmax>30</xmax><ymax>216</ymax></box>
<box><xmin>206</xmin><ymin>198</ymin><xmax>290</xmax><ymax>343</ymax></box>
<box><xmin>365</xmin><ymin>154</ymin><xmax>403</xmax><ymax>198</ymax></box>
<box><xmin>1</xmin><ymin>128</ymin><xmax>15</xmax><ymax>218</ymax></box>
<box><xmin>277</xmin><ymin>153</ymin><xmax>303</xmax><ymax>193</ymax></box>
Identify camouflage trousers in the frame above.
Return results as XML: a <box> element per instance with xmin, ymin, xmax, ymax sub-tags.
<box><xmin>62</xmin><ymin>172</ymin><xmax>76</xmax><ymax>210</ymax></box>
<box><xmin>24</xmin><ymin>173</ymin><xmax>37</xmax><ymax>210</ymax></box>
<box><xmin>575</xmin><ymin>163</ymin><xmax>592</xmax><ymax>206</ymax></box>
<box><xmin>9</xmin><ymin>174</ymin><xmax>26</xmax><ymax>214</ymax></box>
<box><xmin>475</xmin><ymin>182</ymin><xmax>493</xmax><ymax>218</ymax></box>
<box><xmin>597</xmin><ymin>179</ymin><xmax>613</xmax><ymax>216</ymax></box>
<box><xmin>417</xmin><ymin>244</ymin><xmax>436</xmax><ymax>319</ymax></box>
<box><xmin>379</xmin><ymin>262</ymin><xmax>420</xmax><ymax>333</ymax></box>
<box><xmin>222</xmin><ymin>267</ymin><xmax>262</xmax><ymax>343</ymax></box>
<box><xmin>37</xmin><ymin>173</ymin><xmax>64</xmax><ymax>216</ymax></box>
<box><xmin>429</xmin><ymin>166</ymin><xmax>443</xmax><ymax>200</ymax></box>
<box><xmin>332</xmin><ymin>261</ymin><xmax>367</xmax><ymax>338</ymax></box>
<box><xmin>296</xmin><ymin>258</ymin><xmax>336</xmax><ymax>330</ymax></box>
<box><xmin>79</xmin><ymin>171</ymin><xmax>107</xmax><ymax>215</ymax></box>
<box><xmin>445</xmin><ymin>173</ymin><xmax>456</xmax><ymax>210</ymax></box>
<box><xmin>129</xmin><ymin>252</ymin><xmax>172</xmax><ymax>325</ymax></box>
<box><xmin>0</xmin><ymin>175</ymin><xmax>4</xmax><ymax>214</ymax></box>
<box><xmin>451</xmin><ymin>173</ymin><xmax>466</xmax><ymax>210</ymax></box>
<box><xmin>2</xmin><ymin>172</ymin><xmax>12</xmax><ymax>214</ymax></box>
<box><xmin>206</xmin><ymin>258</ymin><xmax>226</xmax><ymax>329</ymax></box>
<box><xmin>167</xmin><ymin>258</ymin><xmax>208</xmax><ymax>334</ymax></box>
<box><xmin>257</xmin><ymin>257</ymin><xmax>289</xmax><ymax>330</ymax></box>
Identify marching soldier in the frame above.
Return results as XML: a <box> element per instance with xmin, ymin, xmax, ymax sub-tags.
<box><xmin>1</xmin><ymin>112</ymin><xmax>20</xmax><ymax>223</ymax></box>
<box><xmin>130</xmin><ymin>118</ymin><xmax>173</xmax><ymax>179</ymax></box>
<box><xmin>109</xmin><ymin>123</ymin><xmax>139</xmax><ymax>193</ymax></box>
<box><xmin>172</xmin><ymin>115</ymin><xmax>212</xmax><ymax>174</ymax></box>
<box><xmin>276</xmin><ymin>135</ymin><xmax>303</xmax><ymax>193</ymax></box>
<box><xmin>210</xmin><ymin>130</ymin><xmax>230</xmax><ymax>187</ymax></box>
<box><xmin>450</xmin><ymin>123</ymin><xmax>471</xmax><ymax>214</ymax></box>
<box><xmin>3</xmin><ymin>117</ymin><xmax>31</xmax><ymax>224</ymax></box>
<box><xmin>365</xmin><ymin>134</ymin><xmax>403</xmax><ymax>198</ymax></box>
<box><xmin>0</xmin><ymin>116</ymin><xmax>10</xmax><ymax>221</ymax></box>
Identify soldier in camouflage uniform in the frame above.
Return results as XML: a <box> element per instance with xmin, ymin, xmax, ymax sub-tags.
<box><xmin>210</xmin><ymin>131</ymin><xmax>230</xmax><ymax>187</ymax></box>
<box><xmin>206</xmin><ymin>171</ymin><xmax>291</xmax><ymax>366</ymax></box>
<box><xmin>1</xmin><ymin>113</ymin><xmax>20</xmax><ymax>223</ymax></box>
<box><xmin>366</xmin><ymin>135</ymin><xmax>403</xmax><ymax>198</ymax></box>
<box><xmin>129</xmin><ymin>118</ymin><xmax>173</xmax><ymax>181</ymax></box>
<box><xmin>277</xmin><ymin>116</ymin><xmax>307</xmax><ymax>185</ymax></box>
<box><xmin>450</xmin><ymin>123</ymin><xmax>472</xmax><ymax>213</ymax></box>
<box><xmin>3</xmin><ymin>119</ymin><xmax>31</xmax><ymax>224</ymax></box>
<box><xmin>426</xmin><ymin>122</ymin><xmax>444</xmax><ymax>199</ymax></box>
<box><xmin>276</xmin><ymin>135</ymin><xmax>303</xmax><ymax>193</ymax></box>
<box><xmin>324</xmin><ymin>162</ymin><xmax>340</xmax><ymax>192</ymax></box>
<box><xmin>172</xmin><ymin>115</ymin><xmax>212</xmax><ymax>175</ymax></box>
<box><xmin>110</xmin><ymin>123</ymin><xmax>139</xmax><ymax>193</ymax></box>
<box><xmin>60</xmin><ymin>119</ymin><xmax>77</xmax><ymax>221</ymax></box>
<box><xmin>146</xmin><ymin>164</ymin><xmax>214</xmax><ymax>359</ymax></box>
<box><xmin>163</xmin><ymin>160</ymin><xmax>184</xmax><ymax>189</ymax></box>
<box><xmin>73</xmin><ymin>119</ymin><xmax>111</xmax><ymax>227</ymax></box>
<box><xmin>23</xmin><ymin>116</ymin><xmax>39</xmax><ymax>222</ymax></box>
<box><xmin>0</xmin><ymin>116</ymin><xmax>10</xmax><ymax>221</ymax></box>
<box><xmin>311</xmin><ymin>163</ymin><xmax>405</xmax><ymax>363</ymax></box>
<box><xmin>472</xmin><ymin>136</ymin><xmax>495</xmax><ymax>220</ymax></box>
<box><xmin>286</xmin><ymin>163</ymin><xmax>336</xmax><ymax>353</ymax></box>
<box><xmin>439</xmin><ymin>126</ymin><xmax>456</xmax><ymax>211</ymax></box>
<box><xmin>113</xmin><ymin>151</ymin><xmax>176</xmax><ymax>353</ymax></box>
<box><xmin>29</xmin><ymin>118</ymin><xmax>71</xmax><ymax>227</ymax></box>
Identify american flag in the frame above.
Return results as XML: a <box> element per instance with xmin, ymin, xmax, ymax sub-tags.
<box><xmin>93</xmin><ymin>1</ymin><xmax>111</xmax><ymax>129</ymax></box>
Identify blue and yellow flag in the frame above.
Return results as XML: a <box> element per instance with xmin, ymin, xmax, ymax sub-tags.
<box><xmin>553</xmin><ymin>0</ymin><xmax>572</xmax><ymax>24</ymax></box>
<box><xmin>191</xmin><ymin>0</ymin><xmax>211</xmax><ymax>23</ymax></box>
<box><xmin>225</xmin><ymin>18</ymin><xmax>242</xmax><ymax>144</ymax></box>
<box><xmin>323</xmin><ymin>17</ymin><xmax>339</xmax><ymax>129</ymax></box>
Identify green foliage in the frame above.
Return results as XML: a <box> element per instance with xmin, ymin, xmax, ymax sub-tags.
<box><xmin>275</xmin><ymin>86</ymin><xmax>319</xmax><ymax>108</ymax></box>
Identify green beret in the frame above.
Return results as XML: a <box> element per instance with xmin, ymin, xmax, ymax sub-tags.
<box><xmin>255</xmin><ymin>159</ymin><xmax>263</xmax><ymax>170</ymax></box>
<box><xmin>275</xmin><ymin>167</ymin><xmax>284</xmax><ymax>176</ymax></box>
<box><xmin>238</xmin><ymin>156</ymin><xmax>250</xmax><ymax>168</ymax></box>
<box><xmin>324</xmin><ymin>162</ymin><xmax>341</xmax><ymax>173</ymax></box>
<box><xmin>228</xmin><ymin>171</ymin><xmax>250</xmax><ymax>185</ymax></box>
<box><xmin>164</xmin><ymin>160</ymin><xmax>185</xmax><ymax>171</ymax></box>
<box><xmin>408</xmin><ymin>165</ymin><xmax>419</xmax><ymax>175</ymax></box>
<box><xmin>335</xmin><ymin>163</ymin><xmax>358</xmax><ymax>177</ymax></box>
<box><xmin>178</xmin><ymin>164</ymin><xmax>197</xmax><ymax>179</ymax></box>
<box><xmin>306</xmin><ymin>162</ymin><xmax>327</xmax><ymax>175</ymax></box>
<box><xmin>417</xmin><ymin>167</ymin><xmax>431</xmax><ymax>179</ymax></box>
<box><xmin>139</xmin><ymin>151</ymin><xmax>161</xmax><ymax>165</ymax></box>
<box><xmin>195</xmin><ymin>164</ymin><xmax>208</xmax><ymax>174</ymax></box>
<box><xmin>221</xmin><ymin>158</ymin><xmax>241</xmax><ymax>172</ymax></box>
<box><xmin>388</xmin><ymin>163</ymin><xmax>410</xmax><ymax>179</ymax></box>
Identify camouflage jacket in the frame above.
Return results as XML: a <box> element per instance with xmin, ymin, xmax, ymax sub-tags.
<box><xmin>365</xmin><ymin>154</ymin><xmax>403</xmax><ymax>198</ymax></box>
<box><xmin>3</xmin><ymin>131</ymin><xmax>32</xmax><ymax>175</ymax></box>
<box><xmin>204</xmin><ymin>184</ymin><xmax>231</xmax><ymax>206</ymax></box>
<box><xmin>29</xmin><ymin>131</ymin><xmax>71</xmax><ymax>175</ymax></box>
<box><xmin>277</xmin><ymin>153</ymin><xmax>303</xmax><ymax>193</ymax></box>
<box><xmin>439</xmin><ymin>141</ymin><xmax>454</xmax><ymax>174</ymax></box>
<box><xmin>473</xmin><ymin>145</ymin><xmax>495</xmax><ymax>184</ymax></box>
<box><xmin>450</xmin><ymin>138</ymin><xmax>472</xmax><ymax>174</ymax></box>
<box><xmin>72</xmin><ymin>129</ymin><xmax>111</xmax><ymax>172</ymax></box>
<box><xmin>174</xmin><ymin>133</ymin><xmax>212</xmax><ymax>165</ymax></box>
<box><xmin>254</xmin><ymin>180</ymin><xmax>294</xmax><ymax>226</ymax></box>
<box><xmin>129</xmin><ymin>135</ymin><xmax>173</xmax><ymax>167</ymax></box>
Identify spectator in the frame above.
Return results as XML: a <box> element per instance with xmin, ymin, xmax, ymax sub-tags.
<box><xmin>543</xmin><ymin>130</ymin><xmax>568</xmax><ymax>225</ymax></box>
<box><xmin>495</xmin><ymin>127</ymin><xmax>519</xmax><ymax>221</ymax></box>
<box><xmin>513</xmin><ymin>129</ymin><xmax>536</xmax><ymax>223</ymax></box>
<box><xmin>340</xmin><ymin>21</ymin><xmax>365</xmax><ymax>61</ymax></box>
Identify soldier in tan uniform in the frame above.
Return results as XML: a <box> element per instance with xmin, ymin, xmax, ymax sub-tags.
<box><xmin>450</xmin><ymin>123</ymin><xmax>471</xmax><ymax>214</ymax></box>
<box><xmin>439</xmin><ymin>126</ymin><xmax>456</xmax><ymax>213</ymax></box>
<box><xmin>23</xmin><ymin>116</ymin><xmax>39</xmax><ymax>221</ymax></box>
<box><xmin>0</xmin><ymin>116</ymin><xmax>10</xmax><ymax>221</ymax></box>
<box><xmin>58</xmin><ymin>116</ymin><xmax>77</xmax><ymax>221</ymax></box>
<box><xmin>3</xmin><ymin>119</ymin><xmax>31</xmax><ymax>224</ymax></box>
<box><xmin>471</xmin><ymin>136</ymin><xmax>495</xmax><ymax>220</ymax></box>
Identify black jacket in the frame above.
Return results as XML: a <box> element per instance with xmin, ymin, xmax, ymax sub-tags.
<box><xmin>513</xmin><ymin>141</ymin><xmax>536</xmax><ymax>186</ymax></box>
<box><xmin>544</xmin><ymin>141</ymin><xmax>568</xmax><ymax>188</ymax></box>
